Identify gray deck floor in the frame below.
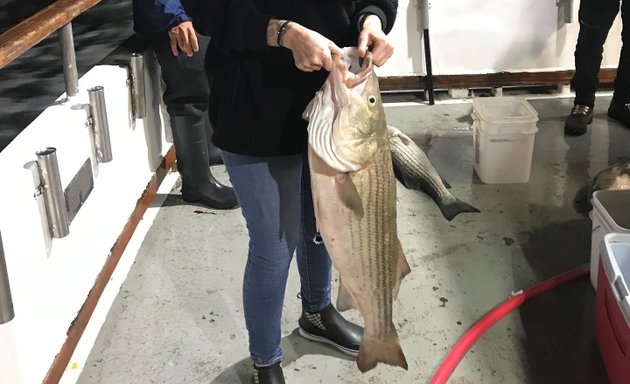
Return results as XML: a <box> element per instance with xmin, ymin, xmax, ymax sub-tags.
<box><xmin>77</xmin><ymin>95</ymin><xmax>627</xmax><ymax>384</ymax></box>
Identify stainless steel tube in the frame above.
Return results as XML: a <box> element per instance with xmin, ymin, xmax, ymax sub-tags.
<box><xmin>36</xmin><ymin>148</ymin><xmax>70</xmax><ymax>238</ymax></box>
<box><xmin>88</xmin><ymin>86</ymin><xmax>113</xmax><ymax>162</ymax></box>
<box><xmin>0</xmin><ymin>231</ymin><xmax>15</xmax><ymax>324</ymax></box>
<box><xmin>59</xmin><ymin>23</ymin><xmax>79</xmax><ymax>97</ymax></box>
<box><xmin>130</xmin><ymin>53</ymin><xmax>146</xmax><ymax>119</ymax></box>
<box><xmin>565</xmin><ymin>0</ymin><xmax>574</xmax><ymax>23</ymax></box>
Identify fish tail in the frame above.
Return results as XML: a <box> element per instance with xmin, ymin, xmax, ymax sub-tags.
<box><xmin>438</xmin><ymin>198</ymin><xmax>480</xmax><ymax>221</ymax></box>
<box><xmin>356</xmin><ymin>332</ymin><xmax>408</xmax><ymax>372</ymax></box>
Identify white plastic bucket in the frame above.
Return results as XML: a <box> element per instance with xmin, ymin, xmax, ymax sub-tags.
<box><xmin>591</xmin><ymin>190</ymin><xmax>630</xmax><ymax>288</ymax></box>
<box><xmin>472</xmin><ymin>97</ymin><xmax>539</xmax><ymax>184</ymax></box>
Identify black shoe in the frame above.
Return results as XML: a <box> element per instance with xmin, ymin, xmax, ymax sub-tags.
<box><xmin>298</xmin><ymin>304</ymin><xmax>363</xmax><ymax>357</ymax></box>
<box><xmin>564</xmin><ymin>104</ymin><xmax>594</xmax><ymax>136</ymax></box>
<box><xmin>251</xmin><ymin>362</ymin><xmax>285</xmax><ymax>384</ymax></box>
<box><xmin>607</xmin><ymin>99</ymin><xmax>630</xmax><ymax>129</ymax></box>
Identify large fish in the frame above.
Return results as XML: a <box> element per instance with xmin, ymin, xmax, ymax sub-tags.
<box><xmin>388</xmin><ymin>126</ymin><xmax>480</xmax><ymax>221</ymax></box>
<box><xmin>591</xmin><ymin>159</ymin><xmax>630</xmax><ymax>195</ymax></box>
<box><xmin>574</xmin><ymin>159</ymin><xmax>630</xmax><ymax>214</ymax></box>
<box><xmin>303</xmin><ymin>48</ymin><xmax>409</xmax><ymax>373</ymax></box>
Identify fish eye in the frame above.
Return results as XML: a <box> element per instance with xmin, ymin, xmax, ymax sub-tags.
<box><xmin>368</xmin><ymin>96</ymin><xmax>377</xmax><ymax>105</ymax></box>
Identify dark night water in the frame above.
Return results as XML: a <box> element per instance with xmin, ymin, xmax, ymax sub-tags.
<box><xmin>0</xmin><ymin>0</ymin><xmax>134</xmax><ymax>151</ymax></box>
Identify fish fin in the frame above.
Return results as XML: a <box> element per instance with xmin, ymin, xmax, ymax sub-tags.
<box><xmin>336</xmin><ymin>277</ymin><xmax>358</xmax><ymax>312</ymax></box>
<box><xmin>356</xmin><ymin>332</ymin><xmax>408</xmax><ymax>372</ymax></box>
<box><xmin>393</xmin><ymin>238</ymin><xmax>411</xmax><ymax>300</ymax></box>
<box><xmin>335</xmin><ymin>173</ymin><xmax>364</xmax><ymax>217</ymax></box>
<box><xmin>438</xmin><ymin>198</ymin><xmax>480</xmax><ymax>221</ymax></box>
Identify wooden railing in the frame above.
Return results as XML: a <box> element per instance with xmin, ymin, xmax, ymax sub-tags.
<box><xmin>0</xmin><ymin>0</ymin><xmax>101</xmax><ymax>70</ymax></box>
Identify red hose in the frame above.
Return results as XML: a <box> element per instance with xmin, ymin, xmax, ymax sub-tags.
<box><xmin>429</xmin><ymin>265</ymin><xmax>589</xmax><ymax>384</ymax></box>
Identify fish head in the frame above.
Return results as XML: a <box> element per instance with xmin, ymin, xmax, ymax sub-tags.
<box><xmin>330</xmin><ymin>49</ymin><xmax>387</xmax><ymax>169</ymax></box>
<box><xmin>303</xmin><ymin>47</ymin><xmax>387</xmax><ymax>172</ymax></box>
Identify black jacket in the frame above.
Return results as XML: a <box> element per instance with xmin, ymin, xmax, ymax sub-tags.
<box><xmin>191</xmin><ymin>0</ymin><xmax>397</xmax><ymax>156</ymax></box>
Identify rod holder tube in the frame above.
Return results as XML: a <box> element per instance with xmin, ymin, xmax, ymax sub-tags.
<box><xmin>564</xmin><ymin>0</ymin><xmax>574</xmax><ymax>23</ymax></box>
<box><xmin>130</xmin><ymin>53</ymin><xmax>146</xmax><ymax>119</ymax></box>
<box><xmin>36</xmin><ymin>148</ymin><xmax>70</xmax><ymax>238</ymax></box>
<box><xmin>59</xmin><ymin>23</ymin><xmax>79</xmax><ymax>97</ymax></box>
<box><xmin>0</xmin><ymin>231</ymin><xmax>15</xmax><ymax>324</ymax></box>
<box><xmin>88</xmin><ymin>86</ymin><xmax>113</xmax><ymax>162</ymax></box>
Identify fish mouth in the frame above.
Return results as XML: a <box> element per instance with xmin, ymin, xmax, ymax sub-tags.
<box><xmin>333</xmin><ymin>48</ymin><xmax>373</xmax><ymax>90</ymax></box>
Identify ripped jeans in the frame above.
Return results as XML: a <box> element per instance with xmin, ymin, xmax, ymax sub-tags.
<box><xmin>572</xmin><ymin>0</ymin><xmax>630</xmax><ymax>107</ymax></box>
<box><xmin>220</xmin><ymin>150</ymin><xmax>332</xmax><ymax>366</ymax></box>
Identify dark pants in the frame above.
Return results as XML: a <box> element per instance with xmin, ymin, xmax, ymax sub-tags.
<box><xmin>572</xmin><ymin>0</ymin><xmax>630</xmax><ymax>107</ymax></box>
<box><xmin>151</xmin><ymin>32</ymin><xmax>210</xmax><ymax>120</ymax></box>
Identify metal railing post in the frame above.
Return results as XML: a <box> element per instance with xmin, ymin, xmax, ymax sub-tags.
<box><xmin>129</xmin><ymin>53</ymin><xmax>147</xmax><ymax>119</ymax></box>
<box><xmin>59</xmin><ymin>23</ymin><xmax>79</xmax><ymax>97</ymax></box>
<box><xmin>0</xmin><ymin>230</ymin><xmax>15</xmax><ymax>324</ymax></box>
<box><xmin>36</xmin><ymin>148</ymin><xmax>70</xmax><ymax>238</ymax></box>
<box><xmin>88</xmin><ymin>86</ymin><xmax>113</xmax><ymax>162</ymax></box>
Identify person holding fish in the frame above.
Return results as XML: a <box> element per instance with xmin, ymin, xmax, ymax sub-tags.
<box><xmin>190</xmin><ymin>1</ymin><xmax>398</xmax><ymax>383</ymax></box>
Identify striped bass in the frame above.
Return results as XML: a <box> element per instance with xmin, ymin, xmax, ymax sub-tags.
<box><xmin>303</xmin><ymin>48</ymin><xmax>409</xmax><ymax>373</ymax></box>
<box><xmin>388</xmin><ymin>126</ymin><xmax>480</xmax><ymax>221</ymax></box>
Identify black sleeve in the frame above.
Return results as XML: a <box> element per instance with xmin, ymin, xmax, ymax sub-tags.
<box><xmin>189</xmin><ymin>0</ymin><xmax>272</xmax><ymax>55</ymax></box>
<box><xmin>355</xmin><ymin>0</ymin><xmax>398</xmax><ymax>34</ymax></box>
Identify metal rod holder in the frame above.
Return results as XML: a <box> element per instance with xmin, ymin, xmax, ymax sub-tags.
<box><xmin>0</xmin><ymin>230</ymin><xmax>15</xmax><ymax>324</ymax></box>
<box><xmin>88</xmin><ymin>86</ymin><xmax>113</xmax><ymax>163</ymax></box>
<box><xmin>565</xmin><ymin>0</ymin><xmax>574</xmax><ymax>24</ymax></box>
<box><xmin>36</xmin><ymin>148</ymin><xmax>70</xmax><ymax>238</ymax></box>
<box><xmin>130</xmin><ymin>53</ymin><xmax>147</xmax><ymax>119</ymax></box>
<box><xmin>59</xmin><ymin>23</ymin><xmax>79</xmax><ymax>97</ymax></box>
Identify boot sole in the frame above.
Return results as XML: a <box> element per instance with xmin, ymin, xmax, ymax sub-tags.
<box><xmin>181</xmin><ymin>195</ymin><xmax>238</xmax><ymax>210</ymax></box>
<box><xmin>298</xmin><ymin>327</ymin><xmax>359</xmax><ymax>357</ymax></box>
<box><xmin>564</xmin><ymin>115</ymin><xmax>593</xmax><ymax>136</ymax></box>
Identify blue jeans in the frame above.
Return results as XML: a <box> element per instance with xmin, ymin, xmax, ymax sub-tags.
<box><xmin>221</xmin><ymin>150</ymin><xmax>332</xmax><ymax>366</ymax></box>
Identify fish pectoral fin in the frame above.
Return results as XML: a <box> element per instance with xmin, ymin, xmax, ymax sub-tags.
<box><xmin>335</xmin><ymin>173</ymin><xmax>364</xmax><ymax>217</ymax></box>
<box><xmin>336</xmin><ymin>277</ymin><xmax>358</xmax><ymax>312</ymax></box>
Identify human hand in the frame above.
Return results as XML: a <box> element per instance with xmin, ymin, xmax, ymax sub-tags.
<box><xmin>168</xmin><ymin>21</ymin><xmax>199</xmax><ymax>57</ymax></box>
<box><xmin>357</xmin><ymin>15</ymin><xmax>394</xmax><ymax>67</ymax></box>
<box><xmin>281</xmin><ymin>23</ymin><xmax>343</xmax><ymax>72</ymax></box>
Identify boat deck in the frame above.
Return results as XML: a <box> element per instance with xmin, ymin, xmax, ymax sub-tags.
<box><xmin>76</xmin><ymin>95</ymin><xmax>625</xmax><ymax>384</ymax></box>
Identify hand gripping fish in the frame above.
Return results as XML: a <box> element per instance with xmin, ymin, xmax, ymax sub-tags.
<box><xmin>303</xmin><ymin>48</ymin><xmax>409</xmax><ymax>373</ymax></box>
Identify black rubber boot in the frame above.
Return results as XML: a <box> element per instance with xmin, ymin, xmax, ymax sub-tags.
<box><xmin>608</xmin><ymin>99</ymin><xmax>630</xmax><ymax>129</ymax></box>
<box><xmin>251</xmin><ymin>362</ymin><xmax>285</xmax><ymax>384</ymax></box>
<box><xmin>564</xmin><ymin>104</ymin><xmax>594</xmax><ymax>136</ymax></box>
<box><xmin>170</xmin><ymin>116</ymin><xmax>238</xmax><ymax>209</ymax></box>
<box><xmin>204</xmin><ymin>114</ymin><xmax>223</xmax><ymax>166</ymax></box>
<box><xmin>298</xmin><ymin>304</ymin><xmax>363</xmax><ymax>357</ymax></box>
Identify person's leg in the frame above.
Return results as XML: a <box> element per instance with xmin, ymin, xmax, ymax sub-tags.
<box><xmin>221</xmin><ymin>151</ymin><xmax>303</xmax><ymax>375</ymax></box>
<box><xmin>566</xmin><ymin>0</ymin><xmax>620</xmax><ymax>135</ymax></box>
<box><xmin>608</xmin><ymin>0</ymin><xmax>630</xmax><ymax>128</ymax></box>
<box><xmin>153</xmin><ymin>33</ymin><xmax>236</xmax><ymax>208</ymax></box>
<box><xmin>295</xmin><ymin>154</ymin><xmax>363</xmax><ymax>356</ymax></box>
